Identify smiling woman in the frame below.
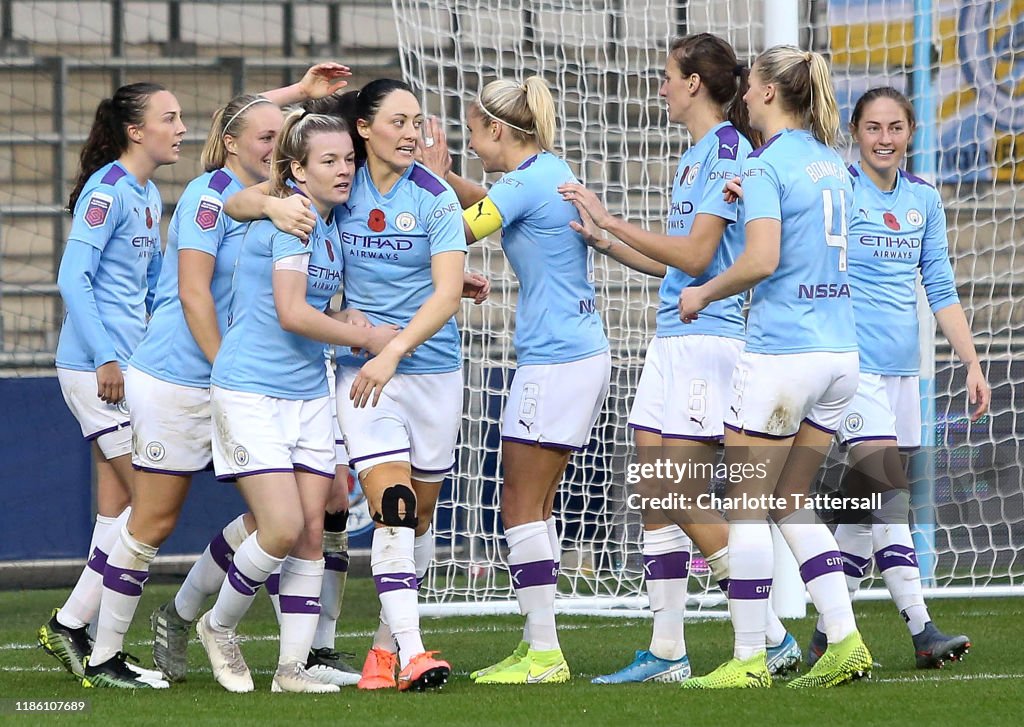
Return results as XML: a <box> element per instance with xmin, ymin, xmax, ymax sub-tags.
<box><xmin>42</xmin><ymin>83</ymin><xmax>183</xmax><ymax>688</ymax></box>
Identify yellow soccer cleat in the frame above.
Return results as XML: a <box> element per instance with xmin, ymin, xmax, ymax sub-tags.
<box><xmin>788</xmin><ymin>630</ymin><xmax>872</xmax><ymax>689</ymax></box>
<box><xmin>476</xmin><ymin>647</ymin><xmax>570</xmax><ymax>685</ymax></box>
<box><xmin>682</xmin><ymin>652</ymin><xmax>772</xmax><ymax>689</ymax></box>
<box><xmin>470</xmin><ymin>640</ymin><xmax>530</xmax><ymax>680</ymax></box>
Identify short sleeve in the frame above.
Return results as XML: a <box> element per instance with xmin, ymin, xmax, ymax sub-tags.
<box><xmin>271</xmin><ymin>229</ymin><xmax>311</xmax><ymax>262</ymax></box>
<box><xmin>68</xmin><ymin>187</ymin><xmax>122</xmax><ymax>252</ymax></box>
<box><xmin>487</xmin><ymin>169</ymin><xmax>535</xmax><ymax>228</ymax></box>
<box><xmin>425</xmin><ymin>189</ymin><xmax>468</xmax><ymax>256</ymax></box>
<box><xmin>177</xmin><ymin>191</ymin><xmax>229</xmax><ymax>257</ymax></box>
<box><xmin>741</xmin><ymin>155</ymin><xmax>782</xmax><ymax>223</ymax></box>
<box><xmin>696</xmin><ymin>155</ymin><xmax>742</xmax><ymax>222</ymax></box>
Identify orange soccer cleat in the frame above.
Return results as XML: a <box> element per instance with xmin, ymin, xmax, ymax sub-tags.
<box><xmin>357</xmin><ymin>647</ymin><xmax>398</xmax><ymax>690</ymax></box>
<box><xmin>397</xmin><ymin>651</ymin><xmax>451</xmax><ymax>692</ymax></box>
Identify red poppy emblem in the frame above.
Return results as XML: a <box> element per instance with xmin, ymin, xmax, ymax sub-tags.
<box><xmin>325</xmin><ymin>237</ymin><xmax>335</xmax><ymax>262</ymax></box>
<box><xmin>368</xmin><ymin>208</ymin><xmax>386</xmax><ymax>232</ymax></box>
<box><xmin>145</xmin><ymin>207</ymin><xmax>154</xmax><ymax>229</ymax></box>
<box><xmin>883</xmin><ymin>212</ymin><xmax>900</xmax><ymax>231</ymax></box>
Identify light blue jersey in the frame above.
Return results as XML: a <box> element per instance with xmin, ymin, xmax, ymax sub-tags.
<box><xmin>335</xmin><ymin>162</ymin><xmax>466</xmax><ymax>374</ymax></box>
<box><xmin>56</xmin><ymin>161</ymin><xmax>162</xmax><ymax>371</ymax></box>
<box><xmin>658</xmin><ymin>122</ymin><xmax>748</xmax><ymax>340</ymax></box>
<box><xmin>485</xmin><ymin>152</ymin><xmax>608</xmax><ymax>365</ymax></box>
<box><xmin>740</xmin><ymin>129</ymin><xmax>857</xmax><ymax>354</ymax></box>
<box><xmin>847</xmin><ymin>163</ymin><xmax>959</xmax><ymax>375</ymax></box>
<box><xmin>130</xmin><ymin>168</ymin><xmax>246</xmax><ymax>387</ymax></box>
<box><xmin>211</xmin><ymin>203</ymin><xmax>344</xmax><ymax>400</ymax></box>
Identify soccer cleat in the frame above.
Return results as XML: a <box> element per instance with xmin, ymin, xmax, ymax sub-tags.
<box><xmin>196</xmin><ymin>611</ymin><xmax>254</xmax><ymax>693</ymax></box>
<box><xmin>805</xmin><ymin>627</ymin><xmax>827</xmax><ymax>668</ymax></box>
<box><xmin>357</xmin><ymin>647</ymin><xmax>398</xmax><ymax>690</ymax></box>
<box><xmin>305</xmin><ymin>647</ymin><xmax>361</xmax><ymax>687</ymax></box>
<box><xmin>151</xmin><ymin>600</ymin><xmax>191</xmax><ymax>682</ymax></box>
<box><xmin>681</xmin><ymin>652</ymin><xmax>772</xmax><ymax>689</ymax></box>
<box><xmin>470</xmin><ymin>639</ymin><xmax>529</xmax><ymax>680</ymax></box>
<box><xmin>788</xmin><ymin>630</ymin><xmax>872</xmax><ymax>688</ymax></box>
<box><xmin>82</xmin><ymin>652</ymin><xmax>170</xmax><ymax>689</ymax></box>
<box><xmin>398</xmin><ymin>651</ymin><xmax>451</xmax><ymax>692</ymax></box>
<box><xmin>592</xmin><ymin>650</ymin><xmax>690</xmax><ymax>684</ymax></box>
<box><xmin>476</xmin><ymin>648</ymin><xmax>569</xmax><ymax>685</ymax></box>
<box><xmin>38</xmin><ymin>608</ymin><xmax>92</xmax><ymax>678</ymax></box>
<box><xmin>272</xmin><ymin>661</ymin><xmax>341</xmax><ymax>693</ymax></box>
<box><xmin>766</xmin><ymin>633</ymin><xmax>802</xmax><ymax>676</ymax></box>
<box><xmin>913</xmin><ymin>622</ymin><xmax>971</xmax><ymax>669</ymax></box>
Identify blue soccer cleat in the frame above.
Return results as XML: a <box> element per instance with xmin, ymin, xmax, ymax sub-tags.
<box><xmin>766</xmin><ymin>632</ymin><xmax>802</xmax><ymax>676</ymax></box>
<box><xmin>592</xmin><ymin>650</ymin><xmax>691</xmax><ymax>684</ymax></box>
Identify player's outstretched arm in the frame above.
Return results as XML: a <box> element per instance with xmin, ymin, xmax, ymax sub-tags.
<box><xmin>679</xmin><ymin>218</ymin><xmax>780</xmax><ymax>322</ymax></box>
<box><xmin>559</xmin><ymin>182</ymin><xmax>724</xmax><ymax>276</ymax></box>
<box><xmin>261</xmin><ymin>62</ymin><xmax>352</xmax><ymax>106</ymax></box>
<box><xmin>569</xmin><ymin>200</ymin><xmax>664</xmax><ymax>277</ymax></box>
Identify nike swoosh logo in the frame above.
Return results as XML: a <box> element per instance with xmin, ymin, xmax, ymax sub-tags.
<box><xmin>527</xmin><ymin>664</ymin><xmax>564</xmax><ymax>683</ymax></box>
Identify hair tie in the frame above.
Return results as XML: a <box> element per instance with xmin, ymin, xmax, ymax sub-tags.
<box><xmin>223</xmin><ymin>97</ymin><xmax>272</xmax><ymax>134</ymax></box>
<box><xmin>733</xmin><ymin>64</ymin><xmax>746</xmax><ymax>77</ymax></box>
<box><xmin>803</xmin><ymin>51</ymin><xmax>813</xmax><ymax>63</ymax></box>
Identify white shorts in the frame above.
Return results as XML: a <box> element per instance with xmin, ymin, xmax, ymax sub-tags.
<box><xmin>837</xmin><ymin>373</ymin><xmax>921</xmax><ymax>449</ymax></box>
<box><xmin>336</xmin><ymin>367</ymin><xmax>462</xmax><ymax>482</ymax></box>
<box><xmin>210</xmin><ymin>385</ymin><xmax>335</xmax><ymax>480</ymax></box>
<box><xmin>628</xmin><ymin>335</ymin><xmax>743</xmax><ymax>442</ymax></box>
<box><xmin>56</xmin><ymin>367</ymin><xmax>132</xmax><ymax>459</ymax></box>
<box><xmin>501</xmin><ymin>351</ymin><xmax>611</xmax><ymax>451</ymax></box>
<box><xmin>726</xmin><ymin>350</ymin><xmax>860</xmax><ymax>438</ymax></box>
<box><xmin>126</xmin><ymin>366</ymin><xmax>213</xmax><ymax>474</ymax></box>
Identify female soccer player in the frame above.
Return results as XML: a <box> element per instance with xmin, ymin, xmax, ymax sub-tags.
<box><xmin>136</xmin><ymin>68</ymin><xmax>362</xmax><ymax>690</ymax></box>
<box><xmin>419</xmin><ymin>75</ymin><xmax>610</xmax><ymax>685</ymax></box>
<box><xmin>678</xmin><ymin>46</ymin><xmax>871</xmax><ymax>689</ymax></box>
<box><xmin>334</xmin><ymin>80</ymin><xmax>466</xmax><ymax>693</ymax></box>
<box><xmin>806</xmin><ymin>86</ymin><xmax>989</xmax><ymax>669</ymax></box>
<box><xmin>195</xmin><ymin>109</ymin><xmax>398</xmax><ymax>694</ymax></box>
<box><xmin>38</xmin><ymin>83</ymin><xmax>183</xmax><ymax>688</ymax></box>
<box><xmin>557</xmin><ymin>33</ymin><xmax>799</xmax><ymax>683</ymax></box>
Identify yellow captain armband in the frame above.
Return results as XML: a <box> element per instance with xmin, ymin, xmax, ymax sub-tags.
<box><xmin>463</xmin><ymin>196</ymin><xmax>504</xmax><ymax>241</ymax></box>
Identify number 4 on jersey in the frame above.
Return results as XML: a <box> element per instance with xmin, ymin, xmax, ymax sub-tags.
<box><xmin>822</xmin><ymin>189</ymin><xmax>848</xmax><ymax>272</ymax></box>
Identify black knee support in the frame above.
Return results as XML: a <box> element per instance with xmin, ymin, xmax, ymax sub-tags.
<box><xmin>373</xmin><ymin>483</ymin><xmax>418</xmax><ymax>528</ymax></box>
<box><xmin>323</xmin><ymin>509</ymin><xmax>349</xmax><ymax>534</ymax></box>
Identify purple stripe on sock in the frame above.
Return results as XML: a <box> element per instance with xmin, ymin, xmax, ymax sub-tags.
<box><xmin>509</xmin><ymin>559</ymin><xmax>558</xmax><ymax>589</ymax></box>
<box><xmin>103</xmin><ymin>565</ymin><xmax>149</xmax><ymax>597</ymax></box>
<box><xmin>209</xmin><ymin>532</ymin><xmax>234</xmax><ymax>573</ymax></box>
<box><xmin>266</xmin><ymin>572</ymin><xmax>280</xmax><ymax>596</ymax></box>
<box><xmin>799</xmin><ymin>551</ymin><xmax>844</xmax><ymax>584</ymax></box>
<box><xmin>643</xmin><ymin>551</ymin><xmax>691</xmax><ymax>581</ymax></box>
<box><xmin>87</xmin><ymin>547</ymin><xmax>109</xmax><ymax>575</ymax></box>
<box><xmin>373</xmin><ymin>572</ymin><xmax>418</xmax><ymax>594</ymax></box>
<box><xmin>279</xmin><ymin>594</ymin><xmax>321</xmax><ymax>615</ymax></box>
<box><xmin>728</xmin><ymin>578</ymin><xmax>772</xmax><ymax>600</ymax></box>
<box><xmin>874</xmin><ymin>544</ymin><xmax>919</xmax><ymax>572</ymax></box>
<box><xmin>717</xmin><ymin>578</ymin><xmax>730</xmax><ymax>595</ymax></box>
<box><xmin>226</xmin><ymin>564</ymin><xmax>263</xmax><ymax>597</ymax></box>
<box><xmin>324</xmin><ymin>553</ymin><xmax>349</xmax><ymax>573</ymax></box>
<box><xmin>841</xmin><ymin>552</ymin><xmax>872</xmax><ymax>579</ymax></box>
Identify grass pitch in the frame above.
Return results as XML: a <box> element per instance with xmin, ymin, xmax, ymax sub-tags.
<box><xmin>1</xmin><ymin>581</ymin><xmax>1020</xmax><ymax>726</ymax></box>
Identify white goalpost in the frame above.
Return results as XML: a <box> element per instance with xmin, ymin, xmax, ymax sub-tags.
<box><xmin>391</xmin><ymin>0</ymin><xmax>1024</xmax><ymax>617</ymax></box>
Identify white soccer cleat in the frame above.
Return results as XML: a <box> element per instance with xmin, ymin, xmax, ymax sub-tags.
<box><xmin>271</xmin><ymin>661</ymin><xmax>342</xmax><ymax>693</ymax></box>
<box><xmin>196</xmin><ymin>611</ymin><xmax>254</xmax><ymax>693</ymax></box>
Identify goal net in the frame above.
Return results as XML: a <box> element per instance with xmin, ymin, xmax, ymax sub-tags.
<box><xmin>392</xmin><ymin>0</ymin><xmax>1024</xmax><ymax>614</ymax></box>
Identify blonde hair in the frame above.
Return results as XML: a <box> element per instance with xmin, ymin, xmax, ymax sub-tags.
<box><xmin>268</xmin><ymin>109</ymin><xmax>350</xmax><ymax>197</ymax></box>
<box><xmin>755</xmin><ymin>45</ymin><xmax>840</xmax><ymax>147</ymax></box>
<box><xmin>200</xmin><ymin>94</ymin><xmax>274</xmax><ymax>172</ymax></box>
<box><xmin>475</xmin><ymin>76</ymin><xmax>556</xmax><ymax>151</ymax></box>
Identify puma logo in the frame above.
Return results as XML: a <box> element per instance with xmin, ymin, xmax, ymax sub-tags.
<box><xmin>378</xmin><ymin>575</ymin><xmax>416</xmax><ymax>588</ymax></box>
<box><xmin>882</xmin><ymin>549</ymin><xmax>917</xmax><ymax>565</ymax></box>
<box><xmin>473</xmin><ymin>201</ymin><xmax>490</xmax><ymax>221</ymax></box>
<box><xmin>119</xmin><ymin>572</ymin><xmax>145</xmax><ymax>588</ymax></box>
<box><xmin>519</xmin><ymin>419</ymin><xmax>533</xmax><ymax>432</ymax></box>
<box><xmin>690</xmin><ymin>416</ymin><xmax>706</xmax><ymax>428</ymax></box>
